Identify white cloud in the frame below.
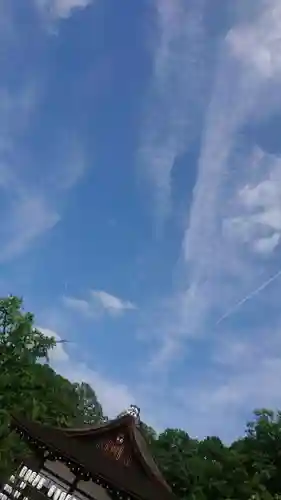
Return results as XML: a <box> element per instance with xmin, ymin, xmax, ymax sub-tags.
<box><xmin>0</xmin><ymin>0</ymin><xmax>92</xmax><ymax>261</ymax></box>
<box><xmin>139</xmin><ymin>0</ymin><xmax>208</xmax><ymax>219</ymax></box>
<box><xmin>35</xmin><ymin>0</ymin><xmax>93</xmax><ymax>19</ymax></box>
<box><xmin>139</xmin><ymin>0</ymin><xmax>281</xmax><ymax>437</ymax></box>
<box><xmin>224</xmin><ymin>151</ymin><xmax>281</xmax><ymax>255</ymax></box>
<box><xmin>0</xmin><ymin>195</ymin><xmax>60</xmax><ymax>262</ymax></box>
<box><xmin>171</xmin><ymin>0</ymin><xmax>281</xmax><ymax>434</ymax></box>
<box><xmin>91</xmin><ymin>290</ymin><xmax>136</xmax><ymax>315</ymax></box>
<box><xmin>55</xmin><ymin>146</ymin><xmax>88</xmax><ymax>190</ymax></box>
<box><xmin>62</xmin><ymin>296</ymin><xmax>93</xmax><ymax>317</ymax></box>
<box><xmin>212</xmin><ymin>337</ymin><xmax>255</xmax><ymax>368</ymax></box>
<box><xmin>63</xmin><ymin>290</ymin><xmax>137</xmax><ymax>319</ymax></box>
<box><xmin>140</xmin><ymin>0</ymin><xmax>281</xmax><ymax>374</ymax></box>
<box><xmin>0</xmin><ymin>79</ymin><xmax>88</xmax><ymax>261</ymax></box>
<box><xmin>39</xmin><ymin>326</ymin><xmax>69</xmax><ymax>363</ymax></box>
<box><xmin>148</xmin><ymin>336</ymin><xmax>182</xmax><ymax>372</ymax></box>
<box><xmin>182</xmin><ymin>0</ymin><xmax>281</xmax><ymax>298</ymax></box>
<box><xmin>254</xmin><ymin>233</ymin><xmax>280</xmax><ymax>254</ymax></box>
<box><xmin>0</xmin><ymin>85</ymin><xmax>62</xmax><ymax>261</ymax></box>
<box><xmin>227</xmin><ymin>0</ymin><xmax>281</xmax><ymax>80</ymax></box>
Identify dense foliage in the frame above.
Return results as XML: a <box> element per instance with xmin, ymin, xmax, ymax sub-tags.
<box><xmin>0</xmin><ymin>296</ymin><xmax>104</xmax><ymax>476</ymax></box>
<box><xmin>0</xmin><ymin>296</ymin><xmax>281</xmax><ymax>500</ymax></box>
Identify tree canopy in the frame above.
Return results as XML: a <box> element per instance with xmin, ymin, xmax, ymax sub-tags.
<box><xmin>0</xmin><ymin>296</ymin><xmax>104</xmax><ymax>477</ymax></box>
<box><xmin>0</xmin><ymin>295</ymin><xmax>281</xmax><ymax>500</ymax></box>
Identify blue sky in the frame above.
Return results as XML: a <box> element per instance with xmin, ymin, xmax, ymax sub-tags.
<box><xmin>1</xmin><ymin>0</ymin><xmax>281</xmax><ymax>442</ymax></box>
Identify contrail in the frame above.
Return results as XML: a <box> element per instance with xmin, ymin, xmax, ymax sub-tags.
<box><xmin>216</xmin><ymin>267</ymin><xmax>281</xmax><ymax>325</ymax></box>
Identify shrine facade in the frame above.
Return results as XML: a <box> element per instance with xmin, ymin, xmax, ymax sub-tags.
<box><xmin>1</xmin><ymin>406</ymin><xmax>176</xmax><ymax>500</ymax></box>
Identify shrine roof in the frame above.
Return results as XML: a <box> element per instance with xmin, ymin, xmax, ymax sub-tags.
<box><xmin>11</xmin><ymin>413</ymin><xmax>177</xmax><ymax>500</ymax></box>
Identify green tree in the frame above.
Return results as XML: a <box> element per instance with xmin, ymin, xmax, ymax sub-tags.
<box><xmin>0</xmin><ymin>296</ymin><xmax>81</xmax><ymax>476</ymax></box>
<box><xmin>196</xmin><ymin>436</ymin><xmax>253</xmax><ymax>500</ymax></box>
<box><xmin>73</xmin><ymin>381</ymin><xmax>105</xmax><ymax>425</ymax></box>
<box><xmin>0</xmin><ymin>296</ymin><xmax>80</xmax><ymax>424</ymax></box>
<box><xmin>241</xmin><ymin>409</ymin><xmax>281</xmax><ymax>497</ymax></box>
<box><xmin>140</xmin><ymin>422</ymin><xmax>157</xmax><ymax>445</ymax></box>
<box><xmin>24</xmin><ymin>363</ymin><xmax>82</xmax><ymax>426</ymax></box>
<box><xmin>152</xmin><ymin>429</ymin><xmax>197</xmax><ymax>499</ymax></box>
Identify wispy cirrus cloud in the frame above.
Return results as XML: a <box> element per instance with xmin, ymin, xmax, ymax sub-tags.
<box><xmin>140</xmin><ymin>0</ymin><xmax>281</xmax><ymax>437</ymax></box>
<box><xmin>63</xmin><ymin>289</ymin><xmax>137</xmax><ymax>319</ymax></box>
<box><xmin>139</xmin><ymin>0</ymin><xmax>208</xmax><ymax>219</ymax></box>
<box><xmin>225</xmin><ymin>156</ymin><xmax>281</xmax><ymax>256</ymax></box>
<box><xmin>0</xmin><ymin>4</ymin><xmax>90</xmax><ymax>262</ymax></box>
<box><xmin>183</xmin><ymin>0</ymin><xmax>281</xmax><ymax>304</ymax></box>
<box><xmin>62</xmin><ymin>296</ymin><xmax>93</xmax><ymax>318</ymax></box>
<box><xmin>154</xmin><ymin>0</ymin><xmax>281</xmax><ymax>347</ymax></box>
<box><xmin>172</xmin><ymin>321</ymin><xmax>281</xmax><ymax>440</ymax></box>
<box><xmin>0</xmin><ymin>195</ymin><xmax>60</xmax><ymax>262</ymax></box>
<box><xmin>35</xmin><ymin>0</ymin><xmax>93</xmax><ymax>20</ymax></box>
<box><xmin>91</xmin><ymin>290</ymin><xmax>136</xmax><ymax>315</ymax></box>
<box><xmin>0</xmin><ymin>85</ymin><xmax>87</xmax><ymax>262</ymax></box>
<box><xmin>0</xmin><ymin>85</ymin><xmax>59</xmax><ymax>261</ymax></box>
<box><xmin>182</xmin><ymin>0</ymin><xmax>281</xmax><ymax>418</ymax></box>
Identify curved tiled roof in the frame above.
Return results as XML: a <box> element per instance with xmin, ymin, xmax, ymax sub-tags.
<box><xmin>11</xmin><ymin>414</ymin><xmax>176</xmax><ymax>500</ymax></box>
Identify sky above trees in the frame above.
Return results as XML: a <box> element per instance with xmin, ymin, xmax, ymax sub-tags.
<box><xmin>1</xmin><ymin>0</ymin><xmax>281</xmax><ymax>441</ymax></box>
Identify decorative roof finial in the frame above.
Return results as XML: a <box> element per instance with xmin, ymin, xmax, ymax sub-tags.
<box><xmin>118</xmin><ymin>404</ymin><xmax>141</xmax><ymax>424</ymax></box>
<box><xmin>127</xmin><ymin>404</ymin><xmax>140</xmax><ymax>424</ymax></box>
